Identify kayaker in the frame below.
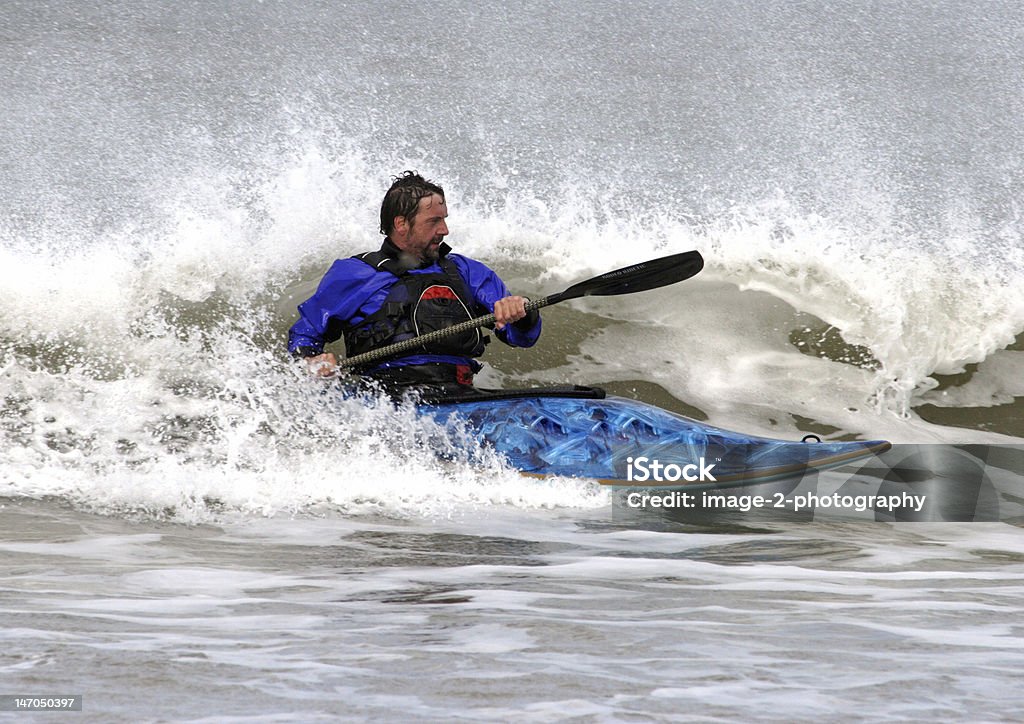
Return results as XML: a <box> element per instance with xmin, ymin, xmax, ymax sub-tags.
<box><xmin>287</xmin><ymin>171</ymin><xmax>541</xmax><ymax>394</ymax></box>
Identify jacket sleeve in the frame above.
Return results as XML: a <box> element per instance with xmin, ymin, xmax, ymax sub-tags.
<box><xmin>287</xmin><ymin>260</ymin><xmax>375</xmax><ymax>356</ymax></box>
<box><xmin>452</xmin><ymin>255</ymin><xmax>542</xmax><ymax>348</ymax></box>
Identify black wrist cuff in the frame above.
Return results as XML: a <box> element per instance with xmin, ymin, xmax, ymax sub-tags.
<box><xmin>513</xmin><ymin>308</ymin><xmax>540</xmax><ymax>332</ymax></box>
<box><xmin>292</xmin><ymin>346</ymin><xmax>323</xmax><ymax>359</ymax></box>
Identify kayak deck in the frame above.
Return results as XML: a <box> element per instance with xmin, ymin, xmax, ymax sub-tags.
<box><xmin>420</xmin><ymin>387</ymin><xmax>891</xmax><ymax>488</ymax></box>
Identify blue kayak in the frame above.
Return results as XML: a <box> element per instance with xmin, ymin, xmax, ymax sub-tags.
<box><xmin>419</xmin><ymin>386</ymin><xmax>891</xmax><ymax>489</ymax></box>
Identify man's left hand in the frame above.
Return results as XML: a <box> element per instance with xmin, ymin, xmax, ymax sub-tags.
<box><xmin>493</xmin><ymin>295</ymin><xmax>529</xmax><ymax>330</ymax></box>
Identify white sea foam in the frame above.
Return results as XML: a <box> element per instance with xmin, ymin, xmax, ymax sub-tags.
<box><xmin>2</xmin><ymin>138</ymin><xmax>1022</xmax><ymax>521</ymax></box>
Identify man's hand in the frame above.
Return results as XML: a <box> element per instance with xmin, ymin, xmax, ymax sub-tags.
<box><xmin>305</xmin><ymin>352</ymin><xmax>338</xmax><ymax>378</ymax></box>
<box><xmin>493</xmin><ymin>295</ymin><xmax>530</xmax><ymax>330</ymax></box>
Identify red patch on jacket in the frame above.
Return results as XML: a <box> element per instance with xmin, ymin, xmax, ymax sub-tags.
<box><xmin>419</xmin><ymin>285</ymin><xmax>459</xmax><ymax>301</ymax></box>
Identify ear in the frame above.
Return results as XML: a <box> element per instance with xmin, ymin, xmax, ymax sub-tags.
<box><xmin>392</xmin><ymin>215</ymin><xmax>408</xmax><ymax>237</ymax></box>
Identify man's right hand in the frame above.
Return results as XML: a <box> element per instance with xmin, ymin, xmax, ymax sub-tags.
<box><xmin>305</xmin><ymin>352</ymin><xmax>338</xmax><ymax>378</ymax></box>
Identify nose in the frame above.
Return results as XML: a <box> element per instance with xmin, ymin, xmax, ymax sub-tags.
<box><xmin>438</xmin><ymin>220</ymin><xmax>448</xmax><ymax>236</ymax></box>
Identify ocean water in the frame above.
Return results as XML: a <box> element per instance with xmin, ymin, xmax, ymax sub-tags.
<box><xmin>2</xmin><ymin>0</ymin><xmax>1024</xmax><ymax>720</ymax></box>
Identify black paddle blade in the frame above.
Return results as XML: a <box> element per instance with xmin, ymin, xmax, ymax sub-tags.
<box><xmin>555</xmin><ymin>250</ymin><xmax>704</xmax><ymax>302</ymax></box>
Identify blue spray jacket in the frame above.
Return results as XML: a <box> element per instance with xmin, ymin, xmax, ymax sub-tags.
<box><xmin>287</xmin><ymin>241</ymin><xmax>541</xmax><ymax>372</ymax></box>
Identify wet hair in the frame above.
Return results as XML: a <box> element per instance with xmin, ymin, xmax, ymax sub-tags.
<box><xmin>379</xmin><ymin>171</ymin><xmax>445</xmax><ymax>236</ymax></box>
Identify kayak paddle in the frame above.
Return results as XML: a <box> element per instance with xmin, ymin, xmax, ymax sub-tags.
<box><xmin>338</xmin><ymin>250</ymin><xmax>704</xmax><ymax>370</ymax></box>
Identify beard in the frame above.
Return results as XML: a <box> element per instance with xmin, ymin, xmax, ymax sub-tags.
<box><xmin>396</xmin><ymin>237</ymin><xmax>442</xmax><ymax>269</ymax></box>
<box><xmin>420</xmin><ymin>237</ymin><xmax>443</xmax><ymax>263</ymax></box>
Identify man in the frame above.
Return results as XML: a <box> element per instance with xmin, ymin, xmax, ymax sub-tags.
<box><xmin>288</xmin><ymin>171</ymin><xmax>541</xmax><ymax>393</ymax></box>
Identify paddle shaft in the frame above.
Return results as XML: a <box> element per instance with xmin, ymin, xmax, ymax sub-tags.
<box><xmin>335</xmin><ymin>250</ymin><xmax>704</xmax><ymax>371</ymax></box>
<box><xmin>337</xmin><ymin>295</ymin><xmax>551</xmax><ymax>370</ymax></box>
